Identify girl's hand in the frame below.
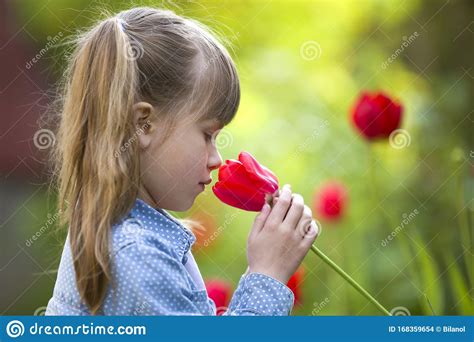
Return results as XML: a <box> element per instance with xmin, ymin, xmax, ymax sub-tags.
<box><xmin>246</xmin><ymin>184</ymin><xmax>320</xmax><ymax>284</ymax></box>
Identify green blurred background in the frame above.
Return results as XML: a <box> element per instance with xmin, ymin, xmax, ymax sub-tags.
<box><xmin>0</xmin><ymin>0</ymin><xmax>472</xmax><ymax>315</ymax></box>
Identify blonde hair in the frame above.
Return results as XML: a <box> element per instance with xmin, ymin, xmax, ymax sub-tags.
<box><xmin>51</xmin><ymin>7</ymin><xmax>240</xmax><ymax>314</ymax></box>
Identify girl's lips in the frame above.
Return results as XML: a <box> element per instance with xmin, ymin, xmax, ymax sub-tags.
<box><xmin>198</xmin><ymin>179</ymin><xmax>211</xmax><ymax>192</ymax></box>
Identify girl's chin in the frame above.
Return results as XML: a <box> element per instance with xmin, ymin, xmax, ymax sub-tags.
<box><xmin>175</xmin><ymin>196</ymin><xmax>198</xmax><ymax>212</ymax></box>
<box><xmin>162</xmin><ymin>185</ymin><xmax>205</xmax><ymax>212</ymax></box>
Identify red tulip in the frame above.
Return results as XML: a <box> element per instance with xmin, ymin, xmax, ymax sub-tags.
<box><xmin>212</xmin><ymin>151</ymin><xmax>279</xmax><ymax>211</ymax></box>
<box><xmin>351</xmin><ymin>91</ymin><xmax>403</xmax><ymax>140</ymax></box>
<box><xmin>205</xmin><ymin>279</ymin><xmax>232</xmax><ymax>315</ymax></box>
<box><xmin>287</xmin><ymin>266</ymin><xmax>305</xmax><ymax>305</ymax></box>
<box><xmin>314</xmin><ymin>181</ymin><xmax>348</xmax><ymax>221</ymax></box>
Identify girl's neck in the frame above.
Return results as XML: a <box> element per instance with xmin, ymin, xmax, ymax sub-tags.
<box><xmin>137</xmin><ymin>185</ymin><xmax>160</xmax><ymax>210</ymax></box>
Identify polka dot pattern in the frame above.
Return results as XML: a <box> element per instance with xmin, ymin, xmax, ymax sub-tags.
<box><xmin>45</xmin><ymin>198</ymin><xmax>294</xmax><ymax>316</ymax></box>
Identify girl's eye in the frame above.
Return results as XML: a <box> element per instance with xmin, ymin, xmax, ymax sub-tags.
<box><xmin>204</xmin><ymin>132</ymin><xmax>214</xmax><ymax>142</ymax></box>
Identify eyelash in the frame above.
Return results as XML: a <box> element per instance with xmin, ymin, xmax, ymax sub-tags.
<box><xmin>204</xmin><ymin>132</ymin><xmax>214</xmax><ymax>142</ymax></box>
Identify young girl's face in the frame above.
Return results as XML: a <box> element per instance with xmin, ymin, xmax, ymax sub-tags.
<box><xmin>137</xmin><ymin>107</ymin><xmax>223</xmax><ymax>211</ymax></box>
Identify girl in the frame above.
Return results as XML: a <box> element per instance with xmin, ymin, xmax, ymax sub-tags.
<box><xmin>46</xmin><ymin>6</ymin><xmax>319</xmax><ymax>316</ymax></box>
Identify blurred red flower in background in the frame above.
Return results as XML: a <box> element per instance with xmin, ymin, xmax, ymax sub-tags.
<box><xmin>313</xmin><ymin>181</ymin><xmax>348</xmax><ymax>221</ymax></box>
<box><xmin>287</xmin><ymin>266</ymin><xmax>305</xmax><ymax>305</ymax></box>
<box><xmin>205</xmin><ymin>279</ymin><xmax>233</xmax><ymax>315</ymax></box>
<box><xmin>351</xmin><ymin>91</ymin><xmax>403</xmax><ymax>140</ymax></box>
<box><xmin>212</xmin><ymin>151</ymin><xmax>279</xmax><ymax>211</ymax></box>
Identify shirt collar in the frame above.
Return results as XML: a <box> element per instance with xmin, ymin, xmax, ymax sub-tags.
<box><xmin>128</xmin><ymin>198</ymin><xmax>196</xmax><ymax>262</ymax></box>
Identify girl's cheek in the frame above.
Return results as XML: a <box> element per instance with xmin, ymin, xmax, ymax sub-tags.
<box><xmin>188</xmin><ymin>132</ymin><xmax>207</xmax><ymax>158</ymax></box>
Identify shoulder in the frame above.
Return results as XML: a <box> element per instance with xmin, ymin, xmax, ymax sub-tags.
<box><xmin>110</xmin><ymin>198</ymin><xmax>196</xmax><ymax>265</ymax></box>
<box><xmin>110</xmin><ymin>216</ymin><xmax>175</xmax><ymax>258</ymax></box>
<box><xmin>108</xmin><ymin>220</ymin><xmax>193</xmax><ymax>292</ymax></box>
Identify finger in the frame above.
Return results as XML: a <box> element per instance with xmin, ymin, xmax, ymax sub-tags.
<box><xmin>315</xmin><ymin>219</ymin><xmax>322</xmax><ymax>237</ymax></box>
<box><xmin>271</xmin><ymin>190</ymin><xmax>281</xmax><ymax>206</ymax></box>
<box><xmin>297</xmin><ymin>221</ymin><xmax>313</xmax><ymax>238</ymax></box>
<box><xmin>295</xmin><ymin>205</ymin><xmax>313</xmax><ymax>233</ymax></box>
<box><xmin>283</xmin><ymin>194</ymin><xmax>305</xmax><ymax>228</ymax></box>
<box><xmin>252</xmin><ymin>203</ymin><xmax>271</xmax><ymax>235</ymax></box>
<box><xmin>266</xmin><ymin>184</ymin><xmax>292</xmax><ymax>226</ymax></box>
<box><xmin>302</xmin><ymin>220</ymin><xmax>319</xmax><ymax>245</ymax></box>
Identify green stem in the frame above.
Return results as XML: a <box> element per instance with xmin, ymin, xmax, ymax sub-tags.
<box><xmin>310</xmin><ymin>244</ymin><xmax>391</xmax><ymax>316</ymax></box>
<box><xmin>456</xmin><ymin>161</ymin><xmax>473</xmax><ymax>284</ymax></box>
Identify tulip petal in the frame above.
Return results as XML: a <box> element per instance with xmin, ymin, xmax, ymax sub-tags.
<box><xmin>218</xmin><ymin>159</ymin><xmax>239</xmax><ymax>182</ymax></box>
<box><xmin>238</xmin><ymin>152</ymin><xmax>279</xmax><ymax>194</ymax></box>
<box><xmin>217</xmin><ymin>161</ymin><xmax>267</xmax><ymax>209</ymax></box>
<box><xmin>218</xmin><ymin>160</ymin><xmax>257</xmax><ymax>191</ymax></box>
<box><xmin>353</xmin><ymin>93</ymin><xmax>380</xmax><ymax>139</ymax></box>
<box><xmin>212</xmin><ymin>181</ymin><xmax>265</xmax><ymax>211</ymax></box>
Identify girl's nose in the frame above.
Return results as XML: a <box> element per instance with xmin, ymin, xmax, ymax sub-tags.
<box><xmin>208</xmin><ymin>148</ymin><xmax>222</xmax><ymax>172</ymax></box>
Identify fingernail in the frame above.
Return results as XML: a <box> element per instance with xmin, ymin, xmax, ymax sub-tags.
<box><xmin>313</xmin><ymin>220</ymin><xmax>321</xmax><ymax>236</ymax></box>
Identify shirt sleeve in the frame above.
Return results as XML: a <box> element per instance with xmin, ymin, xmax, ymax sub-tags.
<box><xmin>223</xmin><ymin>271</ymin><xmax>295</xmax><ymax>316</ymax></box>
<box><xmin>104</xmin><ymin>241</ymin><xmax>294</xmax><ymax>316</ymax></box>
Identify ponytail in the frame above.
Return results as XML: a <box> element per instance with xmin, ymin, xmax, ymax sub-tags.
<box><xmin>54</xmin><ymin>17</ymin><xmax>139</xmax><ymax>314</ymax></box>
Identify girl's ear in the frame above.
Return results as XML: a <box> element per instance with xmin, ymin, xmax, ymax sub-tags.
<box><xmin>132</xmin><ymin>102</ymin><xmax>155</xmax><ymax>150</ymax></box>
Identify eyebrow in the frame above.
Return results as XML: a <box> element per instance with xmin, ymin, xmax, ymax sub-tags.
<box><xmin>201</xmin><ymin>119</ymin><xmax>223</xmax><ymax>130</ymax></box>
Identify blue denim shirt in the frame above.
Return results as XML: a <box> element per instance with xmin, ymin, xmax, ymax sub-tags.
<box><xmin>46</xmin><ymin>199</ymin><xmax>294</xmax><ymax>315</ymax></box>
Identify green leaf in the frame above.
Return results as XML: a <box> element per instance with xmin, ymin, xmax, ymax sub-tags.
<box><xmin>444</xmin><ymin>253</ymin><xmax>473</xmax><ymax>315</ymax></box>
<box><xmin>412</xmin><ymin>232</ymin><xmax>444</xmax><ymax>315</ymax></box>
